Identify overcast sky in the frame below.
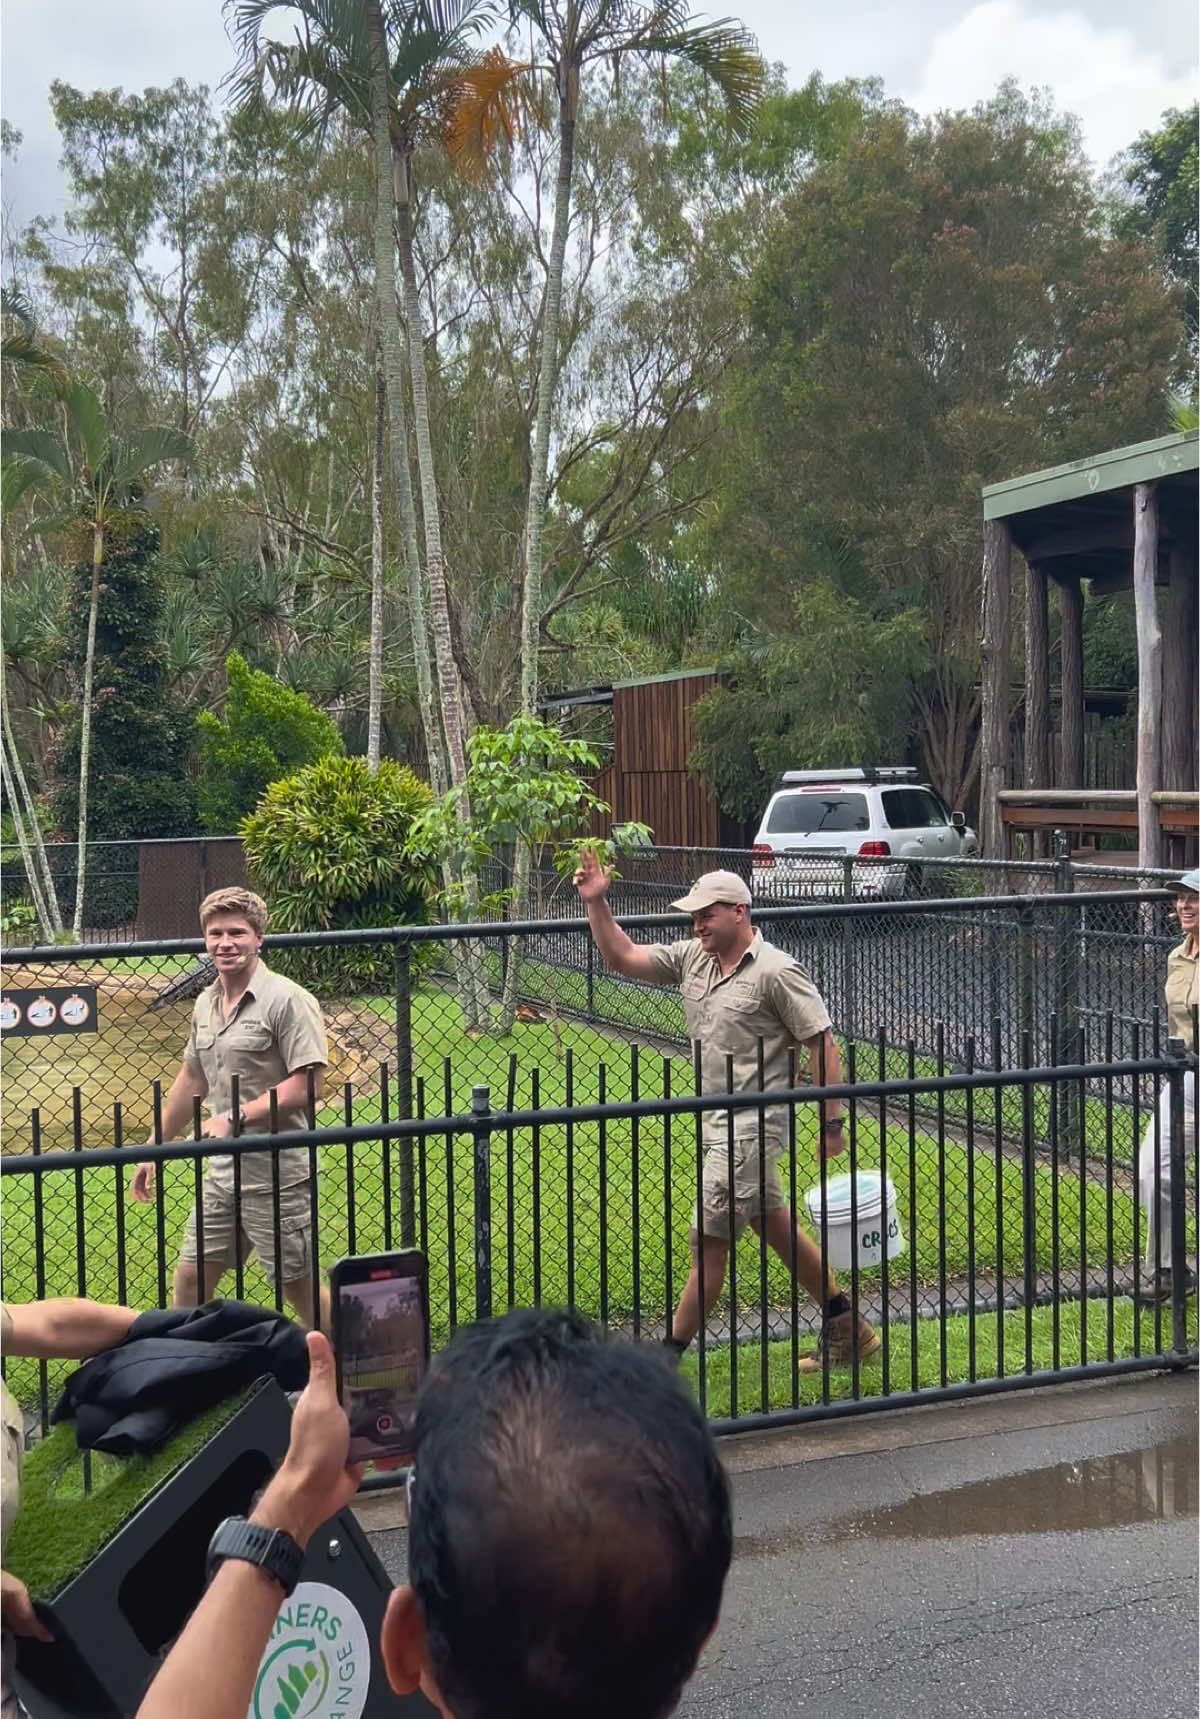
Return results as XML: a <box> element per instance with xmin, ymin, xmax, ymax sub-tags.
<box><xmin>2</xmin><ymin>0</ymin><xmax>1197</xmax><ymax>232</ymax></box>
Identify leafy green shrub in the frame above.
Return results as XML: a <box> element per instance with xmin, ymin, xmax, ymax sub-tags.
<box><xmin>194</xmin><ymin>653</ymin><xmax>343</xmax><ymax>833</ymax></box>
<box><xmin>241</xmin><ymin>755</ymin><xmax>436</xmax><ymax>994</ymax></box>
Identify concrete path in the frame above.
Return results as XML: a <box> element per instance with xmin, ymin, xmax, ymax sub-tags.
<box><xmin>355</xmin><ymin>1369</ymin><xmax>1198</xmax><ymax>1719</ymax></box>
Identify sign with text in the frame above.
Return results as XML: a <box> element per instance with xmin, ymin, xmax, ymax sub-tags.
<box><xmin>0</xmin><ymin>986</ymin><xmax>98</xmax><ymax>1038</ymax></box>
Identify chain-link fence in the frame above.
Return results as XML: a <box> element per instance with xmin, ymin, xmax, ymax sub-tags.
<box><xmin>0</xmin><ymin>890</ymin><xmax>1183</xmax><ymax>1157</ymax></box>
<box><xmin>0</xmin><ymin>836</ymin><xmax>247</xmax><ymax>943</ymax></box>
<box><xmin>2</xmin><ymin>1034</ymin><xmax>1195</xmax><ymax>1437</ymax></box>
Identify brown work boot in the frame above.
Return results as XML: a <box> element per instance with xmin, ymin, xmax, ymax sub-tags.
<box><xmin>797</xmin><ymin>1310</ymin><xmax>881</xmax><ymax>1372</ymax></box>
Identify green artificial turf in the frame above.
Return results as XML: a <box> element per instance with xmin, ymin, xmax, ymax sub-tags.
<box><xmin>4</xmin><ymin>1384</ymin><xmax>257</xmax><ymax>1602</ymax></box>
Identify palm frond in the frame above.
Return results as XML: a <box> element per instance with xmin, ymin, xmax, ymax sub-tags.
<box><xmin>107</xmin><ymin>426</ymin><xmax>194</xmax><ymax>492</ymax></box>
<box><xmin>629</xmin><ymin>18</ymin><xmax>764</xmax><ymax>136</ymax></box>
<box><xmin>1</xmin><ymin>455</ymin><xmax>51</xmax><ymax>514</ymax></box>
<box><xmin>446</xmin><ymin>49</ymin><xmax>541</xmax><ymax>176</ymax></box>
<box><xmin>64</xmin><ymin>380</ymin><xmax>111</xmax><ymax>473</ymax></box>
<box><xmin>1</xmin><ymin>430</ymin><xmax>73</xmax><ymax>486</ymax></box>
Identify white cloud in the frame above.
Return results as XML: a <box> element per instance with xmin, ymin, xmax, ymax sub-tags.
<box><xmin>907</xmin><ymin>1</ymin><xmax>1198</xmax><ymax>166</ymax></box>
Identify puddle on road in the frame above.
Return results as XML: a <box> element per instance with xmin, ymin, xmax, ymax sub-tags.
<box><xmin>840</xmin><ymin>1436</ymin><xmax>1198</xmax><ymax>1543</ymax></box>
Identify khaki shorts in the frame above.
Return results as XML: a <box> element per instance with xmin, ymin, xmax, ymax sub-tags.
<box><xmin>179</xmin><ymin>1165</ymin><xmax>313</xmax><ymax>1286</ymax></box>
<box><xmin>692</xmin><ymin>1135</ymin><xmax>787</xmax><ymax>1243</ymax></box>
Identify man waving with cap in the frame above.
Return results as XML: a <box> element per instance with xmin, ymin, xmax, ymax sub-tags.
<box><xmin>574</xmin><ymin>850</ymin><xmax>879</xmax><ymax>1371</ymax></box>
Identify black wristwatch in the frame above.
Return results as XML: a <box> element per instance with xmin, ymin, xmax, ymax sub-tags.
<box><xmin>824</xmin><ymin>1116</ymin><xmax>845</xmax><ymax>1132</ymax></box>
<box><xmin>206</xmin><ymin>1515</ymin><xmax>305</xmax><ymax>1596</ymax></box>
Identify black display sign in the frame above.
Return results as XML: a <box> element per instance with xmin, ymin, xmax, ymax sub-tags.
<box><xmin>0</xmin><ymin>986</ymin><xmax>99</xmax><ymax>1038</ymax></box>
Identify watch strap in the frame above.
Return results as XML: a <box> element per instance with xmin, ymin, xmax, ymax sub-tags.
<box><xmin>206</xmin><ymin>1515</ymin><xmax>305</xmax><ymax>1596</ymax></box>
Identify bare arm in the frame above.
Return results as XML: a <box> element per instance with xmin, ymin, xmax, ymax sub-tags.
<box><xmin>239</xmin><ymin>1066</ymin><xmax>325</xmax><ymax>1128</ymax></box>
<box><xmin>131</xmin><ymin>1062</ymin><xmax>209</xmax><ymax>1202</ymax></box>
<box><xmin>5</xmin><ymin>1298</ymin><xmax>138</xmax><ymax>1359</ymax></box>
<box><xmin>572</xmin><ymin>848</ymin><xmax>662</xmax><ymax>982</ymax></box>
<box><xmin>134</xmin><ymin>1334</ymin><xmax>368</xmax><ymax>1719</ymax></box>
<box><xmin>151</xmin><ymin>1062</ymin><xmax>210</xmax><ymax>1143</ymax></box>
<box><xmin>804</xmin><ymin>1027</ymin><xmax>846</xmax><ymax>1158</ymax></box>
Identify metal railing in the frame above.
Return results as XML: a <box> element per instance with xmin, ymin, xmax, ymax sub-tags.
<box><xmin>0</xmin><ymin>891</ymin><xmax>1182</xmax><ymax>1163</ymax></box>
<box><xmin>1</xmin><ymin>1036</ymin><xmax>1195</xmax><ymax>1446</ymax></box>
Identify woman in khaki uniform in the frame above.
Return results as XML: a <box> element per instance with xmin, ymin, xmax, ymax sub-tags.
<box><xmin>1136</xmin><ymin>868</ymin><xmax>1198</xmax><ymax>1303</ymax></box>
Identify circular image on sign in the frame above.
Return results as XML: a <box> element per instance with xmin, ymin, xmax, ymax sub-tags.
<box><xmin>248</xmin><ymin>1581</ymin><xmax>371</xmax><ymax>1719</ymax></box>
<box><xmin>25</xmin><ymin>995</ymin><xmax>57</xmax><ymax>1029</ymax></box>
<box><xmin>0</xmin><ymin>998</ymin><xmax>19</xmax><ymax>1032</ymax></box>
<box><xmin>60</xmin><ymin>992</ymin><xmax>91</xmax><ymax>1027</ymax></box>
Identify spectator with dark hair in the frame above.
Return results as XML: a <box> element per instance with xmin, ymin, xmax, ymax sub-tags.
<box><xmin>134</xmin><ymin>1308</ymin><xmax>731</xmax><ymax>1719</ymax></box>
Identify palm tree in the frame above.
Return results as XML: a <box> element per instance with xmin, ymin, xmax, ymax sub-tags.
<box><xmin>499</xmin><ymin>1</ymin><xmax>763</xmax><ymax>717</ymax></box>
<box><xmin>232</xmin><ymin>0</ymin><xmax>525</xmax><ymax>1026</ymax></box>
<box><xmin>4</xmin><ymin>384</ymin><xmax>192</xmax><ymax>935</ymax></box>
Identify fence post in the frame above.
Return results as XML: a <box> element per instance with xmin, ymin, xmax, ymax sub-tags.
<box><xmin>1017</xmin><ymin>901</ymin><xmax>1036</xmax><ymax>1054</ymax></box>
<box><xmin>586</xmin><ymin>937</ymin><xmax>596</xmax><ymax>1022</ymax></box>
<box><xmin>1051</xmin><ymin>829</ymin><xmax>1080</xmax><ymax>1156</ymax></box>
<box><xmin>471</xmin><ymin>1083</ymin><xmax>493</xmax><ymax>1320</ymax></box>
<box><xmin>394</xmin><ymin>935</ymin><xmax>415</xmax><ymax>1248</ymax></box>
<box><xmin>1165</xmin><ymin>1037</ymin><xmax>1191</xmax><ymax>1359</ymax></box>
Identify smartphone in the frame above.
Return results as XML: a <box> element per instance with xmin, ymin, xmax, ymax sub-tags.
<box><xmin>330</xmin><ymin>1251</ymin><xmax>430</xmax><ymax>1464</ymax></box>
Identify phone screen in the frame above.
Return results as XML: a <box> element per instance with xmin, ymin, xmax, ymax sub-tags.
<box><xmin>333</xmin><ymin>1255</ymin><xmax>429</xmax><ymax>1463</ymax></box>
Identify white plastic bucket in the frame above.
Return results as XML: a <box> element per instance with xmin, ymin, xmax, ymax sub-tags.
<box><xmin>803</xmin><ymin>1170</ymin><xmax>904</xmax><ymax>1271</ymax></box>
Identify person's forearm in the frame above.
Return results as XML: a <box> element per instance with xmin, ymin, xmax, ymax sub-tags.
<box><xmin>585</xmin><ymin>897</ymin><xmax>641</xmax><ymax>975</ymax></box>
<box><xmin>813</xmin><ymin>1031</ymin><xmax>844</xmax><ymax>1121</ymax></box>
<box><xmin>152</xmin><ymin>1070</ymin><xmax>207</xmax><ymax>1142</ymax></box>
<box><xmin>133</xmin><ymin>1558</ymin><xmax>282</xmax><ymax>1719</ymax></box>
<box><xmin>240</xmin><ymin>1070</ymin><xmax>323</xmax><ymax>1128</ymax></box>
<box><xmin>134</xmin><ymin>1473</ymin><xmax>328</xmax><ymax>1719</ymax></box>
<box><xmin>7</xmin><ymin>1299</ymin><xmax>138</xmax><ymax>1359</ymax></box>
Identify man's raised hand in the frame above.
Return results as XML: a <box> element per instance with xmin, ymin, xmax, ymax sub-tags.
<box><xmin>572</xmin><ymin>845</ymin><xmax>613</xmax><ymax>904</ymax></box>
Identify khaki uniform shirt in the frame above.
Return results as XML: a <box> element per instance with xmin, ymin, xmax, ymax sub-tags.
<box><xmin>644</xmin><ymin>931</ymin><xmax>831</xmax><ymax>1143</ymax></box>
<box><xmin>1</xmin><ymin>1305</ymin><xmax>24</xmax><ymax>1718</ymax></box>
<box><xmin>1165</xmin><ymin>939</ymin><xmax>1198</xmax><ymax>1055</ymax></box>
<box><xmin>1</xmin><ymin>1306</ymin><xmax>20</xmax><ymax>1558</ymax></box>
<box><xmin>185</xmin><ymin>963</ymin><xmax>328</xmax><ymax>1190</ymax></box>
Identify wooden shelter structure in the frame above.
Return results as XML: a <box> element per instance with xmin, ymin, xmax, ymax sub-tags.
<box><xmin>541</xmin><ymin>668</ymin><xmax>751</xmax><ymax>848</ymax></box>
<box><xmin>979</xmin><ymin>433</ymin><xmax>1199</xmax><ymax>865</ymax></box>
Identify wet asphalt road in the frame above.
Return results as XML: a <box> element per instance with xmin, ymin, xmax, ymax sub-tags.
<box><xmin>679</xmin><ymin>1374</ymin><xmax>1198</xmax><ymax>1719</ymax></box>
<box><xmin>362</xmin><ymin>1372</ymin><xmax>1197</xmax><ymax>1719</ymax></box>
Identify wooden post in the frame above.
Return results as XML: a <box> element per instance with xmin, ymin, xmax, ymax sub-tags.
<box><xmin>1025</xmin><ymin>563</ymin><xmax>1051</xmax><ymax>789</ymax></box>
<box><xmin>1059</xmin><ymin>575</ymin><xmax>1084</xmax><ymax>789</ymax></box>
<box><xmin>979</xmin><ymin>518</ymin><xmax>1012</xmax><ymax>859</ymax></box>
<box><xmin>1024</xmin><ymin>561</ymin><xmax>1051</xmax><ymax>856</ymax></box>
<box><xmin>1133</xmin><ymin>482</ymin><xmax>1162</xmax><ymax>869</ymax></box>
<box><xmin>1162</xmin><ymin>546</ymin><xmax>1197</xmax><ymax>791</ymax></box>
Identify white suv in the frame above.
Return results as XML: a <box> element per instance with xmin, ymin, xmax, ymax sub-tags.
<box><xmin>751</xmin><ymin>768</ymin><xmax>979</xmax><ymax>901</ymax></box>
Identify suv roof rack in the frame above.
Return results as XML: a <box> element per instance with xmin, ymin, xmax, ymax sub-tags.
<box><xmin>777</xmin><ymin>767</ymin><xmax>919</xmax><ymax>787</ymax></box>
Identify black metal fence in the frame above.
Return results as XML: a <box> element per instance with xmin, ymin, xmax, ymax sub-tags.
<box><xmin>2</xmin><ymin>1036</ymin><xmax>1195</xmax><ymax>1443</ymax></box>
<box><xmin>2</xmin><ymin>901</ymin><xmax>1196</xmax><ymax>1447</ymax></box>
<box><xmin>2</xmin><ymin>833</ymin><xmax>1180</xmax><ymax>946</ymax></box>
<box><xmin>0</xmin><ymin>891</ymin><xmax>1183</xmax><ymax>1162</ymax></box>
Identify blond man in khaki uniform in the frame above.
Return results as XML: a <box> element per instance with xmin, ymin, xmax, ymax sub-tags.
<box><xmin>574</xmin><ymin>854</ymin><xmax>879</xmax><ymax>1369</ymax></box>
<box><xmin>2</xmin><ymin>1299</ymin><xmax>139</xmax><ymax>1716</ymax></box>
<box><xmin>131</xmin><ymin>888</ymin><xmax>329</xmax><ymax>1329</ymax></box>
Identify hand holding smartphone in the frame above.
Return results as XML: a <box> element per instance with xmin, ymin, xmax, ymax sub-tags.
<box><xmin>330</xmin><ymin>1251</ymin><xmax>430</xmax><ymax>1464</ymax></box>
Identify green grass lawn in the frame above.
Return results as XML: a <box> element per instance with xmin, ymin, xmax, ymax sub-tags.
<box><xmin>687</xmin><ymin>1295</ymin><xmax>1200</xmax><ymax>1420</ymax></box>
<box><xmin>4</xmin><ymin>987</ymin><xmax>1169</xmax><ymax>1412</ymax></box>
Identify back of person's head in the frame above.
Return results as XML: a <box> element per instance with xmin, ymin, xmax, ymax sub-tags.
<box><xmin>402</xmin><ymin>1307</ymin><xmax>731</xmax><ymax>1719</ymax></box>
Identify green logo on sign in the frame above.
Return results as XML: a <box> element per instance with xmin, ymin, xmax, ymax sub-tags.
<box><xmin>253</xmin><ymin>1640</ymin><xmax>329</xmax><ymax>1719</ymax></box>
<box><xmin>249</xmin><ymin>1583</ymin><xmax>370</xmax><ymax>1719</ymax></box>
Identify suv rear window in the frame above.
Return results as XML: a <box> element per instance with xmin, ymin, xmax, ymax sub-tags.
<box><xmin>881</xmin><ymin>789</ymin><xmax>946</xmax><ymax>829</ymax></box>
<box><xmin>765</xmin><ymin>793</ymin><xmax>870</xmax><ymax>834</ymax></box>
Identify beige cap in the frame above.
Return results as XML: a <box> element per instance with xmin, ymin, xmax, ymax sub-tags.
<box><xmin>671</xmin><ymin>870</ymin><xmax>752</xmax><ymax>912</ymax></box>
